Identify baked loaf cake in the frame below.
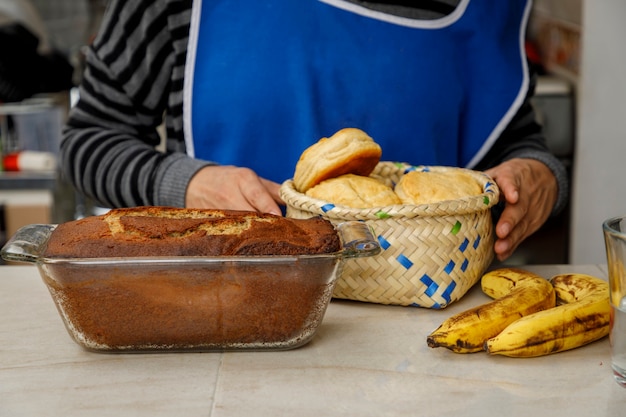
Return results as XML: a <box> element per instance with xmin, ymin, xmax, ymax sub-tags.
<box><xmin>43</xmin><ymin>206</ymin><xmax>341</xmax><ymax>258</ymax></box>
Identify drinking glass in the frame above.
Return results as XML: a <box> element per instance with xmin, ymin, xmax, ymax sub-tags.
<box><xmin>602</xmin><ymin>216</ymin><xmax>626</xmax><ymax>387</ymax></box>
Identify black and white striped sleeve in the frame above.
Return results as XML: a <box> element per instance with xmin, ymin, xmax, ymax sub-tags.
<box><xmin>60</xmin><ymin>0</ymin><xmax>205</xmax><ymax>208</ymax></box>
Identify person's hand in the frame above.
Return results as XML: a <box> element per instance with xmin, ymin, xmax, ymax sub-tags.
<box><xmin>185</xmin><ymin>165</ymin><xmax>284</xmax><ymax>215</ymax></box>
<box><xmin>484</xmin><ymin>158</ymin><xmax>557</xmax><ymax>261</ymax></box>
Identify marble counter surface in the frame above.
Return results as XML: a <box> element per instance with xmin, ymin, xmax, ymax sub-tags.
<box><xmin>1</xmin><ymin>264</ymin><xmax>624</xmax><ymax>417</ymax></box>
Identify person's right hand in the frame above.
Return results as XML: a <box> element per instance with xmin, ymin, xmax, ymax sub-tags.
<box><xmin>185</xmin><ymin>165</ymin><xmax>284</xmax><ymax>215</ymax></box>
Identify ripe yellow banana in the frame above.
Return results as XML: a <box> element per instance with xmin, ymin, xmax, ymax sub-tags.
<box><xmin>426</xmin><ymin>268</ymin><xmax>555</xmax><ymax>353</ymax></box>
<box><xmin>484</xmin><ymin>273</ymin><xmax>610</xmax><ymax>357</ymax></box>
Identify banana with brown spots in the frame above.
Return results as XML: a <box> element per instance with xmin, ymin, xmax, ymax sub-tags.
<box><xmin>484</xmin><ymin>273</ymin><xmax>610</xmax><ymax>357</ymax></box>
<box><xmin>426</xmin><ymin>268</ymin><xmax>556</xmax><ymax>353</ymax></box>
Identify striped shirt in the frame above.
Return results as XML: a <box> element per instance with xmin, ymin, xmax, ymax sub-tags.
<box><xmin>62</xmin><ymin>0</ymin><xmax>568</xmax><ymax>213</ymax></box>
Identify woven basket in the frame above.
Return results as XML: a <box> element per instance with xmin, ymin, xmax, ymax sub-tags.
<box><xmin>279</xmin><ymin>162</ymin><xmax>500</xmax><ymax>309</ymax></box>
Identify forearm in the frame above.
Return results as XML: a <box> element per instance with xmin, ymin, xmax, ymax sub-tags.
<box><xmin>61</xmin><ymin>123</ymin><xmax>208</xmax><ymax>208</ymax></box>
<box><xmin>61</xmin><ymin>57</ymin><xmax>171</xmax><ymax>207</ymax></box>
<box><xmin>60</xmin><ymin>0</ymin><xmax>197</xmax><ymax>208</ymax></box>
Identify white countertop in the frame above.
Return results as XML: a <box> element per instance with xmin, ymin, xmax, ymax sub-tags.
<box><xmin>1</xmin><ymin>264</ymin><xmax>624</xmax><ymax>417</ymax></box>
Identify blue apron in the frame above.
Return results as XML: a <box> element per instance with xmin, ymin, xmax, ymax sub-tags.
<box><xmin>184</xmin><ymin>0</ymin><xmax>530</xmax><ymax>183</ymax></box>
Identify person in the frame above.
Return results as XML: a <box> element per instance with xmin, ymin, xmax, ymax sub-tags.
<box><xmin>60</xmin><ymin>0</ymin><xmax>568</xmax><ymax>262</ymax></box>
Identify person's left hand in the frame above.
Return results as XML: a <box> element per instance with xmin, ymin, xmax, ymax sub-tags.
<box><xmin>484</xmin><ymin>158</ymin><xmax>558</xmax><ymax>261</ymax></box>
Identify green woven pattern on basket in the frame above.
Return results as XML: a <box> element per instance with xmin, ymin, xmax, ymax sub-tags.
<box><xmin>280</xmin><ymin>162</ymin><xmax>500</xmax><ymax>309</ymax></box>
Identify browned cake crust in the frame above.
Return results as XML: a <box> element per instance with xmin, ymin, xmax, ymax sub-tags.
<box><xmin>43</xmin><ymin>206</ymin><xmax>341</xmax><ymax>258</ymax></box>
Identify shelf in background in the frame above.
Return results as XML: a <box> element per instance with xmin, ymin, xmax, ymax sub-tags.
<box><xmin>0</xmin><ymin>171</ymin><xmax>57</xmax><ymax>190</ymax></box>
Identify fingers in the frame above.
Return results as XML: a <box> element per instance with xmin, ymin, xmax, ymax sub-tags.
<box><xmin>238</xmin><ymin>175</ymin><xmax>284</xmax><ymax>215</ymax></box>
<box><xmin>493</xmin><ymin>190</ymin><xmax>530</xmax><ymax>260</ymax></box>
<box><xmin>494</xmin><ymin>210</ymin><xmax>529</xmax><ymax>260</ymax></box>
<box><xmin>186</xmin><ymin>166</ymin><xmax>284</xmax><ymax>215</ymax></box>
<box><xmin>260</xmin><ymin>178</ymin><xmax>285</xmax><ymax>206</ymax></box>
<box><xmin>485</xmin><ymin>164</ymin><xmax>525</xmax><ymax>259</ymax></box>
<box><xmin>485</xmin><ymin>165</ymin><xmax>520</xmax><ymax>206</ymax></box>
<box><xmin>485</xmin><ymin>159</ymin><xmax>558</xmax><ymax>261</ymax></box>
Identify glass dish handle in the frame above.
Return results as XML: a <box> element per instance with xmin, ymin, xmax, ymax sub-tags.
<box><xmin>1</xmin><ymin>224</ymin><xmax>56</xmax><ymax>264</ymax></box>
<box><xmin>336</xmin><ymin>221</ymin><xmax>381</xmax><ymax>259</ymax></box>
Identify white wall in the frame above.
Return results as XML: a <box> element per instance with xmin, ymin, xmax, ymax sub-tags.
<box><xmin>570</xmin><ymin>1</ymin><xmax>626</xmax><ymax>263</ymax></box>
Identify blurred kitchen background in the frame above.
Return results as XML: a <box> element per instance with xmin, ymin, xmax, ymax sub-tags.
<box><xmin>0</xmin><ymin>0</ymin><xmax>624</xmax><ymax>266</ymax></box>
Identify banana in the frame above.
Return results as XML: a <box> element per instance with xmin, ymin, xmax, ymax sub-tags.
<box><xmin>484</xmin><ymin>273</ymin><xmax>610</xmax><ymax>357</ymax></box>
<box><xmin>426</xmin><ymin>268</ymin><xmax>555</xmax><ymax>353</ymax></box>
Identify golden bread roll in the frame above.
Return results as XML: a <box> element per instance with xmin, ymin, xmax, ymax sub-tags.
<box><xmin>293</xmin><ymin>128</ymin><xmax>382</xmax><ymax>192</ymax></box>
<box><xmin>306</xmin><ymin>174</ymin><xmax>401</xmax><ymax>209</ymax></box>
<box><xmin>394</xmin><ymin>170</ymin><xmax>483</xmax><ymax>205</ymax></box>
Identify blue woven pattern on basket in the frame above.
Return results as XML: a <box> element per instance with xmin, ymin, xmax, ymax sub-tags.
<box><xmin>377</xmin><ymin>235</ymin><xmax>391</xmax><ymax>250</ymax></box>
<box><xmin>397</xmin><ymin>254</ymin><xmax>414</xmax><ymax>269</ymax></box>
<box><xmin>401</xmin><ymin>229</ymin><xmax>485</xmax><ymax>309</ymax></box>
<box><xmin>415</xmin><ymin>274</ymin><xmax>457</xmax><ymax>309</ymax></box>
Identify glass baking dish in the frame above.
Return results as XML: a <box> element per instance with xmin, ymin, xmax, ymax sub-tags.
<box><xmin>2</xmin><ymin>221</ymin><xmax>379</xmax><ymax>353</ymax></box>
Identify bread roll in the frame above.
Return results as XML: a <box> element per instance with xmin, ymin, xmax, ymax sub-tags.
<box><xmin>293</xmin><ymin>128</ymin><xmax>382</xmax><ymax>192</ymax></box>
<box><xmin>394</xmin><ymin>170</ymin><xmax>483</xmax><ymax>205</ymax></box>
<box><xmin>305</xmin><ymin>174</ymin><xmax>401</xmax><ymax>208</ymax></box>
<box><xmin>43</xmin><ymin>206</ymin><xmax>341</xmax><ymax>258</ymax></box>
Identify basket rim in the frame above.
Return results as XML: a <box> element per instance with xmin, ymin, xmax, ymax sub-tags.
<box><xmin>280</xmin><ymin>162</ymin><xmax>500</xmax><ymax>220</ymax></box>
